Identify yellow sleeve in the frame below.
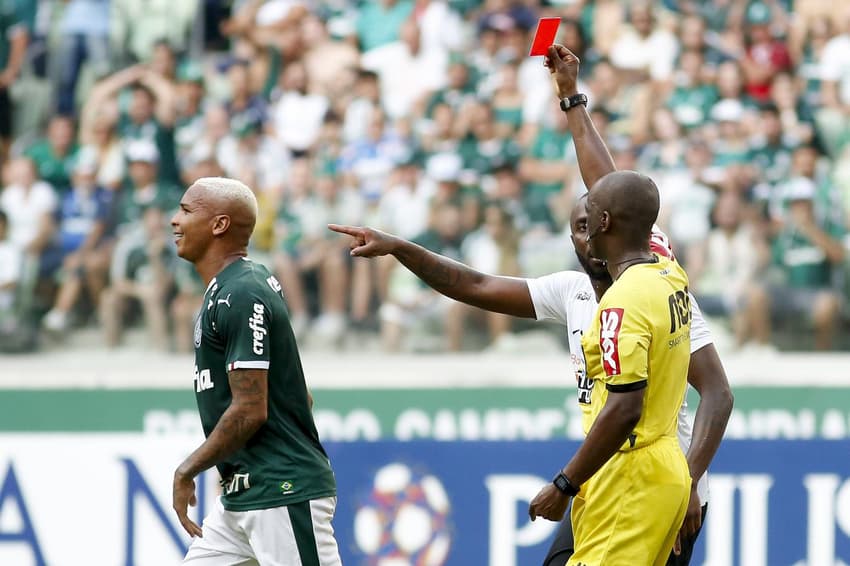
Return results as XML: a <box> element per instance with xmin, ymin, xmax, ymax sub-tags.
<box><xmin>595</xmin><ymin>289</ymin><xmax>650</xmax><ymax>391</ymax></box>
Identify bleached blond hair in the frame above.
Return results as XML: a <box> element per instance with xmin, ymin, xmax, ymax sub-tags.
<box><xmin>192</xmin><ymin>177</ymin><xmax>259</xmax><ymax>219</ymax></box>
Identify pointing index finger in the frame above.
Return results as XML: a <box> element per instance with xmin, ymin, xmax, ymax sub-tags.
<box><xmin>327</xmin><ymin>224</ymin><xmax>363</xmax><ymax>237</ymax></box>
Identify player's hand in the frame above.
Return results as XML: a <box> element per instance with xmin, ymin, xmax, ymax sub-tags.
<box><xmin>173</xmin><ymin>469</ymin><xmax>203</xmax><ymax>538</ymax></box>
<box><xmin>528</xmin><ymin>483</ymin><xmax>570</xmax><ymax>522</ymax></box>
<box><xmin>544</xmin><ymin>44</ymin><xmax>580</xmax><ymax>99</ymax></box>
<box><xmin>674</xmin><ymin>484</ymin><xmax>702</xmax><ymax>555</ymax></box>
<box><xmin>327</xmin><ymin>224</ymin><xmax>399</xmax><ymax>257</ymax></box>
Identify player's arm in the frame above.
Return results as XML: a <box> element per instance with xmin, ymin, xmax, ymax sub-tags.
<box><xmin>544</xmin><ymin>44</ymin><xmax>616</xmax><ymax>190</ymax></box>
<box><xmin>173</xmin><ymin>368</ymin><xmax>268</xmax><ymax>537</ymax></box>
<box><xmin>175</xmin><ymin>369</ymin><xmax>268</xmax><ymax>481</ymax></box>
<box><xmin>328</xmin><ymin>224</ymin><xmax>536</xmax><ymax>318</ymax></box>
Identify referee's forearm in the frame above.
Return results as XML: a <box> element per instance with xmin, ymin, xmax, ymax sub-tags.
<box><xmin>564</xmin><ymin>102</ymin><xmax>616</xmax><ymax>191</ymax></box>
<box><xmin>562</xmin><ymin>390</ymin><xmax>643</xmax><ymax>487</ymax></box>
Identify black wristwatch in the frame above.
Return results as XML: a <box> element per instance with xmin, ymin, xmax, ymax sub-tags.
<box><xmin>559</xmin><ymin>93</ymin><xmax>588</xmax><ymax>113</ymax></box>
<box><xmin>552</xmin><ymin>472</ymin><xmax>580</xmax><ymax>496</ymax></box>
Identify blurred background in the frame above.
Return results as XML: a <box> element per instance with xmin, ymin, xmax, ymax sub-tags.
<box><xmin>0</xmin><ymin>0</ymin><xmax>849</xmax><ymax>565</ymax></box>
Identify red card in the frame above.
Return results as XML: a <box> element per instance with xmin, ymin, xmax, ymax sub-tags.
<box><xmin>529</xmin><ymin>17</ymin><xmax>561</xmax><ymax>56</ymax></box>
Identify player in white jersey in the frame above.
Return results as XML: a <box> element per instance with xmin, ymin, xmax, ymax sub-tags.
<box><xmin>329</xmin><ymin>44</ymin><xmax>733</xmax><ymax>565</ymax></box>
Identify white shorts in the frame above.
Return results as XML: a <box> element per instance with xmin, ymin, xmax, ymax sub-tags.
<box><xmin>183</xmin><ymin>496</ymin><xmax>342</xmax><ymax>566</ymax></box>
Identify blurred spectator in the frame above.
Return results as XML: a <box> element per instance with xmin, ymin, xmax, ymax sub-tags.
<box><xmin>78</xmin><ymin>113</ymin><xmax>126</xmax><ymax>191</ymax></box>
<box><xmin>380</xmin><ymin>201</ymin><xmax>464</xmax><ymax>351</ymax></box>
<box><xmin>339</xmin><ymin>110</ymin><xmax>409</xmax><ymax>202</ymax></box>
<box><xmin>446</xmin><ymin>202</ymin><xmax>518</xmax><ymax>350</ymax></box>
<box><xmin>770</xmin><ymin>72</ymin><xmax>815</xmax><ymax>146</ymax></box>
<box><xmin>1</xmin><ymin>157</ymin><xmax>57</xmax><ymax>258</ymax></box>
<box><xmin>83</xmin><ymin>65</ymin><xmax>179</xmax><ymax>185</ymax></box>
<box><xmin>518</xmin><ymin>101</ymin><xmax>575</xmax><ymax>230</ymax></box>
<box><xmin>740</xmin><ymin>1</ymin><xmax>792</xmax><ymax>102</ymax></box>
<box><xmin>456</xmin><ymin>102</ymin><xmax>521</xmax><ymax>181</ymax></box>
<box><xmin>0</xmin><ymin>0</ymin><xmax>31</xmax><ymax>159</ymax></box>
<box><xmin>173</xmin><ymin>62</ymin><xmax>207</xmax><ymax>166</ymax></box>
<box><xmin>301</xmin><ymin>14</ymin><xmax>360</xmax><ymax>98</ymax></box>
<box><xmin>270</xmin><ymin>60</ymin><xmax>328</xmax><ymax>154</ymax></box>
<box><xmin>343</xmin><ymin>70</ymin><xmax>381</xmax><ymax>144</ymax></box>
<box><xmin>356</xmin><ymin>0</ymin><xmax>414</xmax><ymax>53</ymax></box>
<box><xmin>666</xmin><ymin>49</ymin><xmax>719</xmax><ymax>129</ymax></box>
<box><xmin>25</xmin><ymin>115</ymin><xmax>78</xmax><ymax>194</ymax></box>
<box><xmin>110</xmin><ymin>0</ymin><xmax>198</xmax><ymax>63</ymax></box>
<box><xmin>42</xmin><ymin>152</ymin><xmax>113</xmax><ymax>333</ymax></box>
<box><xmin>609</xmin><ymin>0</ymin><xmax>678</xmax><ymax>82</ymax></box>
<box><xmin>689</xmin><ymin>191</ymin><xmax>768</xmax><ymax>344</ymax></box>
<box><xmin>0</xmin><ymin>209</ymin><xmax>22</xmax><ymax>324</ymax></box>
<box><xmin>749</xmin><ymin>104</ymin><xmax>795</xmax><ymax>203</ymax></box>
<box><xmin>490</xmin><ymin>63</ymin><xmax>525</xmax><ymax>139</ymax></box>
<box><xmin>225</xmin><ymin>58</ymin><xmax>266</xmax><ymax>127</ymax></box>
<box><xmin>274</xmin><ymin>160</ymin><xmax>363</xmax><ymax>339</ymax></box>
<box><xmin>816</xmin><ymin>7</ymin><xmax>850</xmax><ymax>157</ymax></box>
<box><xmin>361</xmin><ymin>18</ymin><xmax>447</xmax><ymax>120</ymax></box>
<box><xmin>745</xmin><ymin>145</ymin><xmax>846</xmax><ymax>350</ymax></box>
<box><xmin>586</xmin><ymin>58</ymin><xmax>653</xmax><ymax>143</ymax></box>
<box><xmin>54</xmin><ymin>0</ymin><xmax>110</xmax><ymax>115</ymax></box>
<box><xmin>100</xmin><ymin>205</ymin><xmax>174</xmax><ymax>349</ymax></box>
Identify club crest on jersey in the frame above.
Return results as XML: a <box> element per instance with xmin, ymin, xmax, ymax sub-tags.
<box><xmin>600</xmin><ymin>308</ymin><xmax>624</xmax><ymax>376</ymax></box>
<box><xmin>194</xmin><ymin>313</ymin><xmax>202</xmax><ymax>348</ymax></box>
<box><xmin>249</xmin><ymin>303</ymin><xmax>267</xmax><ymax>355</ymax></box>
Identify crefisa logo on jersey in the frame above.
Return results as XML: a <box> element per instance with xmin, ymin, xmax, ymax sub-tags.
<box><xmin>600</xmin><ymin>308</ymin><xmax>624</xmax><ymax>376</ymax></box>
<box><xmin>249</xmin><ymin>303</ymin><xmax>267</xmax><ymax>355</ymax></box>
<box><xmin>354</xmin><ymin>463</ymin><xmax>452</xmax><ymax>566</ymax></box>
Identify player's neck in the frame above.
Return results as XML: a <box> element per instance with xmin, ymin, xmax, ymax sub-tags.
<box><xmin>194</xmin><ymin>248</ymin><xmax>248</xmax><ymax>286</ymax></box>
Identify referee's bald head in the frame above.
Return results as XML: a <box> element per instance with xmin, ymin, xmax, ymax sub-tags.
<box><xmin>589</xmin><ymin>170</ymin><xmax>659</xmax><ymax>244</ymax></box>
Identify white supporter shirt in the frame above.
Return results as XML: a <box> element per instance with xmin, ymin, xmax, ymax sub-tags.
<box><xmin>526</xmin><ymin>267</ymin><xmax>713</xmax><ymax>504</ymax></box>
<box><xmin>1</xmin><ymin>182</ymin><xmax>58</xmax><ymax>248</ymax></box>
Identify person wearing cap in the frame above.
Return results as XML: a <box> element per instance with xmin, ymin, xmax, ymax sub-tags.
<box><xmin>740</xmin><ymin>1</ymin><xmax>792</xmax><ymax>102</ymax></box>
<box><xmin>42</xmin><ymin>150</ymin><xmax>115</xmax><ymax>334</ymax></box>
<box><xmin>115</xmin><ymin>139</ymin><xmax>178</xmax><ymax>227</ymax></box>
<box><xmin>173</xmin><ymin>61</ymin><xmax>208</xmax><ymax>166</ymax></box>
<box><xmin>742</xmin><ymin>144</ymin><xmax>846</xmax><ymax>350</ymax></box>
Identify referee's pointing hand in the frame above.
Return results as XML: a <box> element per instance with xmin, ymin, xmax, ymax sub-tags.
<box><xmin>328</xmin><ymin>224</ymin><xmax>399</xmax><ymax>258</ymax></box>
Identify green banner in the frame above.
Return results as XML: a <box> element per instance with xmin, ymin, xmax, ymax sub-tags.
<box><xmin>4</xmin><ymin>387</ymin><xmax>850</xmax><ymax>439</ymax></box>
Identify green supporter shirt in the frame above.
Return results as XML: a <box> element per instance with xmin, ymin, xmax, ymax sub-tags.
<box><xmin>118</xmin><ymin>115</ymin><xmax>180</xmax><ymax>186</ymax></box>
<box><xmin>25</xmin><ymin>141</ymin><xmax>78</xmax><ymax>193</ymax></box>
<box><xmin>0</xmin><ymin>0</ymin><xmax>33</xmax><ymax>70</ymax></box>
<box><xmin>667</xmin><ymin>85</ymin><xmax>718</xmax><ymax>129</ymax></box>
<box><xmin>524</xmin><ymin>127</ymin><xmax>573</xmax><ymax>225</ymax></box>
<box><xmin>193</xmin><ymin>258</ymin><xmax>336</xmax><ymax>511</ymax></box>
<box><xmin>356</xmin><ymin>0</ymin><xmax>414</xmax><ymax>52</ymax></box>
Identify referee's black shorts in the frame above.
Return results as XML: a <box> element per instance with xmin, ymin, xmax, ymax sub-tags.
<box><xmin>542</xmin><ymin>502</ymin><xmax>709</xmax><ymax>566</ymax></box>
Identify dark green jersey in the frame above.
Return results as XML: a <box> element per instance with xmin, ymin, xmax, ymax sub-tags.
<box><xmin>193</xmin><ymin>258</ymin><xmax>336</xmax><ymax>511</ymax></box>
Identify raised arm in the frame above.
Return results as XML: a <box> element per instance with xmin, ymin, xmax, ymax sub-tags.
<box><xmin>173</xmin><ymin>368</ymin><xmax>268</xmax><ymax>536</ymax></box>
<box><xmin>545</xmin><ymin>44</ymin><xmax>616</xmax><ymax>190</ymax></box>
<box><xmin>328</xmin><ymin>224</ymin><xmax>536</xmax><ymax>318</ymax></box>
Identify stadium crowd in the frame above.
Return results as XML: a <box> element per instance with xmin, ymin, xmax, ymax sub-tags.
<box><xmin>0</xmin><ymin>0</ymin><xmax>849</xmax><ymax>353</ymax></box>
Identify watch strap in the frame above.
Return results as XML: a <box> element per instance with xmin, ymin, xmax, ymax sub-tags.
<box><xmin>559</xmin><ymin>93</ymin><xmax>588</xmax><ymax>113</ymax></box>
<box><xmin>552</xmin><ymin>472</ymin><xmax>580</xmax><ymax>496</ymax></box>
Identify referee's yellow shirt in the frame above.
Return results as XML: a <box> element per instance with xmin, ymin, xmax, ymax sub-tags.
<box><xmin>581</xmin><ymin>253</ymin><xmax>691</xmax><ymax>451</ymax></box>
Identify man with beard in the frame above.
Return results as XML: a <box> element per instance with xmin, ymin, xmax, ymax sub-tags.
<box><xmin>328</xmin><ymin>43</ymin><xmax>731</xmax><ymax>566</ymax></box>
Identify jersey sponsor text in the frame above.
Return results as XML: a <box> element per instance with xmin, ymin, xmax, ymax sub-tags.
<box><xmin>249</xmin><ymin>303</ymin><xmax>267</xmax><ymax>355</ymax></box>
<box><xmin>600</xmin><ymin>308</ymin><xmax>624</xmax><ymax>376</ymax></box>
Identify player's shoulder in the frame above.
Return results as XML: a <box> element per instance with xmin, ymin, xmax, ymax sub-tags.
<box><xmin>217</xmin><ymin>259</ymin><xmax>281</xmax><ymax>302</ymax></box>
